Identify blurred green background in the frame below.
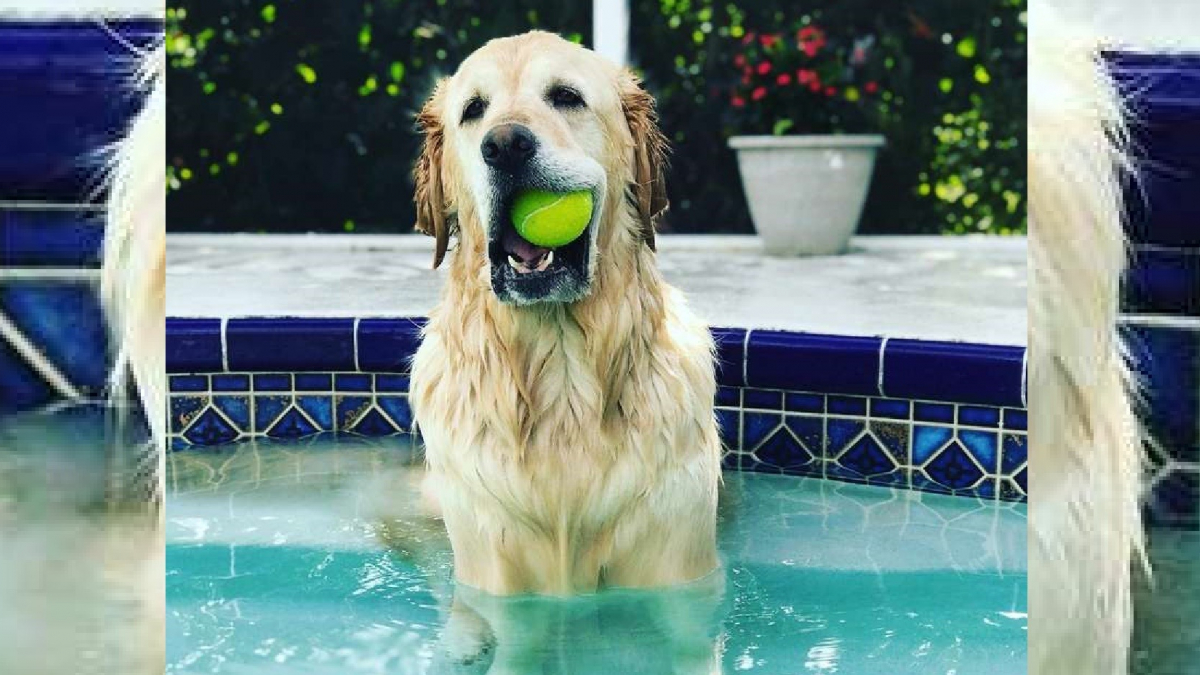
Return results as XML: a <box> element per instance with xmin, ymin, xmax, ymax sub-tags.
<box><xmin>166</xmin><ymin>0</ymin><xmax>1025</xmax><ymax>235</ymax></box>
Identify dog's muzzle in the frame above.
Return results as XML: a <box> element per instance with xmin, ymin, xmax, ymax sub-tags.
<box><xmin>481</xmin><ymin>125</ymin><xmax>602</xmax><ymax>305</ymax></box>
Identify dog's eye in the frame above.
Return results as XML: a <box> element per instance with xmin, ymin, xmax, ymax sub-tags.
<box><xmin>548</xmin><ymin>85</ymin><xmax>586</xmax><ymax>109</ymax></box>
<box><xmin>461</xmin><ymin>97</ymin><xmax>487</xmax><ymax>124</ymax></box>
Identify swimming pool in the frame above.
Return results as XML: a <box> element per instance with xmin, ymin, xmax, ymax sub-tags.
<box><xmin>166</xmin><ymin>437</ymin><xmax>1026</xmax><ymax>674</ymax></box>
<box><xmin>0</xmin><ymin>406</ymin><xmax>162</xmax><ymax>675</ymax></box>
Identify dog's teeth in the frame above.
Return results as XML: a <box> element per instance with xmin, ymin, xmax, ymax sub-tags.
<box><xmin>507</xmin><ymin>255</ymin><xmax>522</xmax><ymax>270</ymax></box>
<box><xmin>536</xmin><ymin>250</ymin><xmax>554</xmax><ymax>271</ymax></box>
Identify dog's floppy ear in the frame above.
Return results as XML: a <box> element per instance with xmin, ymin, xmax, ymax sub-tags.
<box><xmin>620</xmin><ymin>70</ymin><xmax>669</xmax><ymax>251</ymax></box>
<box><xmin>414</xmin><ymin>80</ymin><xmax>450</xmax><ymax>268</ymax></box>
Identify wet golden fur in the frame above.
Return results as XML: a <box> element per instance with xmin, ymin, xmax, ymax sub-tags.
<box><xmin>409</xmin><ymin>32</ymin><xmax>721</xmax><ymax>597</ymax></box>
<box><xmin>1028</xmin><ymin>6</ymin><xmax>1144</xmax><ymax>673</ymax></box>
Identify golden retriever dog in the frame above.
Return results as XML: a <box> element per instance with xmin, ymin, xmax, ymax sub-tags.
<box><xmin>408</xmin><ymin>30</ymin><xmax>723</xmax><ymax>670</ymax></box>
<box><xmin>1028</xmin><ymin>6</ymin><xmax>1145</xmax><ymax>674</ymax></box>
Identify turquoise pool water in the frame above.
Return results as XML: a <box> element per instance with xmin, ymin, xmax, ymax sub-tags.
<box><xmin>166</xmin><ymin>438</ymin><xmax>1027</xmax><ymax>674</ymax></box>
<box><xmin>0</xmin><ymin>407</ymin><xmax>162</xmax><ymax>675</ymax></box>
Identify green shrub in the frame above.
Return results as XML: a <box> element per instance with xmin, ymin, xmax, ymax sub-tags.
<box><xmin>167</xmin><ymin>0</ymin><xmax>1025</xmax><ymax>236</ymax></box>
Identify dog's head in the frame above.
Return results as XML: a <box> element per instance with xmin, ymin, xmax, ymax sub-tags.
<box><xmin>413</xmin><ymin>31</ymin><xmax>668</xmax><ymax>304</ymax></box>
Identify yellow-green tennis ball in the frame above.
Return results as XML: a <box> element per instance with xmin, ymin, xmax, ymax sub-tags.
<box><xmin>510</xmin><ymin>189</ymin><xmax>593</xmax><ymax>248</ymax></box>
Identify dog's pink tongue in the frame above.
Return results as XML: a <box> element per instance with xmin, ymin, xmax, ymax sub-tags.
<box><xmin>502</xmin><ymin>227</ymin><xmax>550</xmax><ymax>263</ymax></box>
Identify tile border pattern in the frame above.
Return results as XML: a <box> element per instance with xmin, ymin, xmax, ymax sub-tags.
<box><xmin>167</xmin><ymin>316</ymin><xmax>1028</xmax><ymax>503</ymax></box>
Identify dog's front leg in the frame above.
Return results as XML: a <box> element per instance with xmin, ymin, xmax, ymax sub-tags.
<box><xmin>647</xmin><ymin>570</ymin><xmax>727</xmax><ymax>675</ymax></box>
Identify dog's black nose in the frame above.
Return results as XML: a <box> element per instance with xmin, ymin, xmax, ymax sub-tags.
<box><xmin>481</xmin><ymin>124</ymin><xmax>538</xmax><ymax>172</ymax></box>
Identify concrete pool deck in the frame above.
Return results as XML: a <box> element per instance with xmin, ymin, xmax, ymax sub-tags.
<box><xmin>167</xmin><ymin>234</ymin><xmax>1027</xmax><ymax>346</ymax></box>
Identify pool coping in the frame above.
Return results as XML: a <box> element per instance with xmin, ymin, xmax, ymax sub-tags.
<box><xmin>167</xmin><ymin>317</ymin><xmax>1027</xmax><ymax>409</ymax></box>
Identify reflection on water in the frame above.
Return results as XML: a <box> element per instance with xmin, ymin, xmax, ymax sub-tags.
<box><xmin>1133</xmin><ymin>530</ymin><xmax>1200</xmax><ymax>675</ymax></box>
<box><xmin>167</xmin><ymin>436</ymin><xmax>1027</xmax><ymax>674</ymax></box>
<box><xmin>0</xmin><ymin>406</ymin><xmax>163</xmax><ymax>675</ymax></box>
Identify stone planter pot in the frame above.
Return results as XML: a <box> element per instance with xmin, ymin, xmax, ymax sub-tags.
<box><xmin>729</xmin><ymin>134</ymin><xmax>885</xmax><ymax>256</ymax></box>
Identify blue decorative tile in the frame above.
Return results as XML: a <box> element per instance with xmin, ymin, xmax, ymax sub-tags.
<box><xmin>336</xmin><ymin>395</ymin><xmax>373</xmax><ymax>430</ymax></box>
<box><xmin>296</xmin><ymin>395</ymin><xmax>333</xmax><ymax>431</ymax></box>
<box><xmin>183</xmin><ymin>407</ymin><xmax>239</xmax><ymax>446</ymax></box>
<box><xmin>1002</xmin><ymin>408</ymin><xmax>1027</xmax><ymax>431</ymax></box>
<box><xmin>294</xmin><ymin>373</ymin><xmax>333</xmax><ymax>391</ymax></box>
<box><xmin>267</xmin><ymin>406</ymin><xmax>319</xmax><ymax>439</ymax></box>
<box><xmin>957</xmin><ymin>405</ymin><xmax>1001</xmax><ymax>428</ymax></box>
<box><xmin>0</xmin><ymin>340</ymin><xmax>56</xmax><ymax>413</ymax></box>
<box><xmin>335</xmin><ymin>374</ymin><xmax>372</xmax><ymax>392</ymax></box>
<box><xmin>919</xmin><ymin>441</ymin><xmax>985</xmax><ymax>493</ymax></box>
<box><xmin>0</xmin><ymin>283</ymin><xmax>108</xmax><ymax>403</ymax></box>
<box><xmin>1126</xmin><ymin>246</ymin><xmax>1200</xmax><ymax>315</ymax></box>
<box><xmin>959</xmin><ymin>429</ymin><xmax>998</xmax><ymax>474</ymax></box>
<box><xmin>0</xmin><ymin>209</ymin><xmax>103</xmax><ymax>266</ymax></box>
<box><xmin>721</xmin><ymin>449</ymin><xmax>740</xmax><ymax>471</ymax></box>
<box><xmin>1149</xmin><ymin>468</ymin><xmax>1198</xmax><ymax>527</ymax></box>
<box><xmin>375</xmin><ymin>374</ymin><xmax>410</xmax><ymax>393</ymax></box>
<box><xmin>869</xmin><ymin>398</ymin><xmax>909</xmax><ymax>420</ymax></box>
<box><xmin>784</xmin><ymin>415</ymin><xmax>823</xmax><ymax>457</ymax></box>
<box><xmin>1000</xmin><ymin>434</ymin><xmax>1027</xmax><ymax>474</ymax></box>
<box><xmin>711</xmin><ymin>327</ymin><xmax>747</xmax><ymax>387</ymax></box>
<box><xmin>170</xmin><ymin>375</ymin><xmax>208</xmax><ymax>393</ymax></box>
<box><xmin>742</xmin><ymin>411</ymin><xmax>780</xmax><ymax>450</ymax></box>
<box><xmin>742</xmin><ymin>388</ymin><xmax>781</xmax><ymax>410</ymax></box>
<box><xmin>912</xmin><ymin>425</ymin><xmax>953</xmax><ymax>464</ymax></box>
<box><xmin>826</xmin><ymin>418</ymin><xmax>865</xmax><ymax>456</ymax></box>
<box><xmin>212</xmin><ymin>396</ymin><xmax>250</xmax><ymax>431</ymax></box>
<box><xmin>357</xmin><ymin>318</ymin><xmax>424</xmax><ymax>372</ymax></box>
<box><xmin>226</xmin><ymin>318</ymin><xmax>356</xmax><ymax>372</ymax></box>
<box><xmin>745</xmin><ymin>331</ymin><xmax>882</xmax><ymax>396</ymax></box>
<box><xmin>0</xmin><ymin>20</ymin><xmax>159</xmax><ymax>201</ymax></box>
<box><xmin>1126</xmin><ymin>324</ymin><xmax>1200</xmax><ymax>463</ymax></box>
<box><xmin>827</xmin><ymin>395</ymin><xmax>867</xmax><ymax>416</ymax></box>
<box><xmin>755</xmin><ymin>427</ymin><xmax>818</xmax><ymax>474</ymax></box>
<box><xmin>830</xmin><ymin>434</ymin><xmax>901</xmax><ymax>485</ymax></box>
<box><xmin>913</xmin><ymin>402</ymin><xmax>955</xmax><ymax>424</ymax></box>
<box><xmin>212</xmin><ymin>374</ymin><xmax>250</xmax><ymax>392</ymax></box>
<box><xmin>254</xmin><ymin>395</ymin><xmax>290</xmax><ymax>432</ymax></box>
<box><xmin>352</xmin><ymin>408</ymin><xmax>399</xmax><ymax>436</ymax></box>
<box><xmin>1109</xmin><ymin>52</ymin><xmax>1200</xmax><ymax>248</ymax></box>
<box><xmin>253</xmin><ymin>374</ymin><xmax>292</xmax><ymax>392</ymax></box>
<box><xmin>169</xmin><ymin>396</ymin><xmax>207</xmax><ymax>436</ymax></box>
<box><xmin>377</xmin><ymin>396</ymin><xmax>412</xmax><ymax>433</ymax></box>
<box><xmin>715</xmin><ymin>385</ymin><xmax>740</xmax><ymax>408</ymax></box>
<box><xmin>870</xmin><ymin>421</ymin><xmax>909</xmax><ymax>466</ymax></box>
<box><xmin>1000</xmin><ymin>478</ymin><xmax>1024</xmax><ymax>501</ymax></box>
<box><xmin>883</xmin><ymin>340</ymin><xmax>1024</xmax><ymax>407</ymax></box>
<box><xmin>165</xmin><ymin>318</ymin><xmax>223</xmax><ymax>373</ymax></box>
<box><xmin>784</xmin><ymin>392</ymin><xmax>823</xmax><ymax>413</ymax></box>
<box><xmin>715</xmin><ymin>408</ymin><xmax>740</xmax><ymax>449</ymax></box>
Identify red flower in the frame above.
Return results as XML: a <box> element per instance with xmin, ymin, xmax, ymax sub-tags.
<box><xmin>734</xmin><ymin>54</ymin><xmax>746</xmax><ymax>68</ymax></box>
<box><xmin>864</xmin><ymin>81</ymin><xmax>879</xmax><ymax>94</ymax></box>
<box><xmin>808</xmin><ymin>80</ymin><xmax>822</xmax><ymax>92</ymax></box>
<box><xmin>797</xmin><ymin>25</ymin><xmax>827</xmax><ymax>57</ymax></box>
<box><xmin>741</xmin><ymin>72</ymin><xmax>752</xmax><ymax>85</ymax></box>
<box><xmin>824</xmin><ymin>86</ymin><xmax>838</xmax><ymax>97</ymax></box>
<box><xmin>759</xmin><ymin>33</ymin><xmax>781</xmax><ymax>48</ymax></box>
<box><xmin>751</xmin><ymin>86</ymin><xmax>767</xmax><ymax>101</ymax></box>
<box><xmin>796</xmin><ymin>68</ymin><xmax>818</xmax><ymax>85</ymax></box>
<box><xmin>756</xmin><ymin>61</ymin><xmax>772</xmax><ymax>75</ymax></box>
<box><xmin>742</xmin><ymin>31</ymin><xmax>756</xmax><ymax>45</ymax></box>
<box><xmin>776</xmin><ymin>73</ymin><xmax>792</xmax><ymax>86</ymax></box>
<box><xmin>731</xmin><ymin>95</ymin><xmax>746</xmax><ymax>108</ymax></box>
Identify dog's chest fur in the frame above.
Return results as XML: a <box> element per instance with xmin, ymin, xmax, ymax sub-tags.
<box><xmin>410</xmin><ymin>262</ymin><xmax>720</xmax><ymax>593</ymax></box>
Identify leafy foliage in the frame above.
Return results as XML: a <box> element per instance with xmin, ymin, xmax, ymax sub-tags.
<box><xmin>167</xmin><ymin>0</ymin><xmax>1025</xmax><ymax>235</ymax></box>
